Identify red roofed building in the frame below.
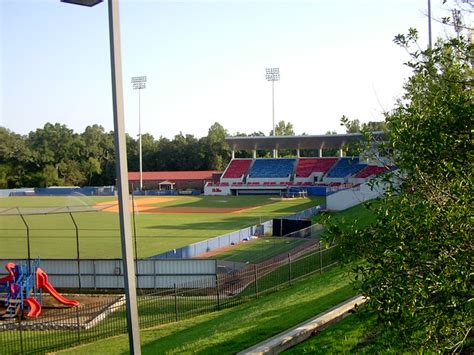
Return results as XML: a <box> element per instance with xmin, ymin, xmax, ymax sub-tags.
<box><xmin>128</xmin><ymin>171</ymin><xmax>222</xmax><ymax>191</ymax></box>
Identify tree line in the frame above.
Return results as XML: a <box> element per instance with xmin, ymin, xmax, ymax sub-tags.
<box><xmin>0</xmin><ymin>120</ymin><xmax>308</xmax><ymax>189</ymax></box>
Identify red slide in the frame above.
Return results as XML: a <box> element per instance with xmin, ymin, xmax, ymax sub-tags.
<box><xmin>25</xmin><ymin>297</ymin><xmax>42</xmax><ymax>318</ymax></box>
<box><xmin>0</xmin><ymin>263</ymin><xmax>16</xmax><ymax>283</ymax></box>
<box><xmin>36</xmin><ymin>268</ymin><xmax>79</xmax><ymax>307</ymax></box>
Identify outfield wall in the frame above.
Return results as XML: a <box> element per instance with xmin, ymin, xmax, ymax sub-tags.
<box><xmin>0</xmin><ymin>188</ymin><xmax>35</xmax><ymax>197</ymax></box>
<box><xmin>150</xmin><ymin>204</ymin><xmax>324</xmax><ymax>260</ymax></box>
<box><xmin>0</xmin><ymin>259</ymin><xmax>216</xmax><ymax>289</ymax></box>
<box><xmin>149</xmin><ymin>220</ymin><xmax>273</xmax><ymax>259</ymax></box>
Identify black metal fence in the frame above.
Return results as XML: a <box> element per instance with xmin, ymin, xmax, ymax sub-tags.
<box><xmin>1</xmin><ymin>243</ymin><xmax>338</xmax><ymax>354</ymax></box>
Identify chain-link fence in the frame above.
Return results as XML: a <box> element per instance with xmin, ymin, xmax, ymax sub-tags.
<box><xmin>0</xmin><ymin>243</ymin><xmax>338</xmax><ymax>354</ymax></box>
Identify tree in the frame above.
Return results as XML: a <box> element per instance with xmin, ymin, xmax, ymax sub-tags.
<box><xmin>330</xmin><ymin>26</ymin><xmax>473</xmax><ymax>351</ymax></box>
<box><xmin>341</xmin><ymin>116</ymin><xmax>388</xmax><ymax>134</ymax></box>
<box><xmin>0</xmin><ymin>127</ymin><xmax>32</xmax><ymax>187</ymax></box>
<box><xmin>27</xmin><ymin>123</ymin><xmax>84</xmax><ymax>186</ymax></box>
<box><xmin>270</xmin><ymin>120</ymin><xmax>295</xmax><ymax>136</ymax></box>
<box><xmin>81</xmin><ymin>125</ymin><xmax>115</xmax><ymax>185</ymax></box>
<box><xmin>202</xmin><ymin>122</ymin><xmax>231</xmax><ymax>170</ymax></box>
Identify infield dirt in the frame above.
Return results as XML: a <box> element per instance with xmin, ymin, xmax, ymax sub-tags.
<box><xmin>94</xmin><ymin>197</ymin><xmax>255</xmax><ymax>214</ymax></box>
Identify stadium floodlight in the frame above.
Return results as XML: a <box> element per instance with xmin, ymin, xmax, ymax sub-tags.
<box><xmin>131</xmin><ymin>76</ymin><xmax>147</xmax><ymax>191</ymax></box>
<box><xmin>60</xmin><ymin>0</ymin><xmax>103</xmax><ymax>6</ymax></box>
<box><xmin>60</xmin><ymin>0</ymin><xmax>141</xmax><ymax>353</ymax></box>
<box><xmin>265</xmin><ymin>68</ymin><xmax>280</xmax><ymax>140</ymax></box>
<box><xmin>131</xmin><ymin>76</ymin><xmax>147</xmax><ymax>83</ymax></box>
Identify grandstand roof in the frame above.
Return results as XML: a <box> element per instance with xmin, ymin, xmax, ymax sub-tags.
<box><xmin>225</xmin><ymin>132</ymin><xmax>386</xmax><ymax>151</ymax></box>
<box><xmin>128</xmin><ymin>171</ymin><xmax>220</xmax><ymax>181</ymax></box>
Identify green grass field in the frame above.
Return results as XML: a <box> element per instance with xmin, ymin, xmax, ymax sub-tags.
<box><xmin>212</xmin><ymin>237</ymin><xmax>308</xmax><ymax>264</ymax></box>
<box><xmin>312</xmin><ymin>200</ymin><xmax>379</xmax><ymax>231</ymax></box>
<box><xmin>0</xmin><ymin>195</ymin><xmax>324</xmax><ymax>259</ymax></box>
<box><xmin>58</xmin><ymin>264</ymin><xmax>355</xmax><ymax>355</ymax></box>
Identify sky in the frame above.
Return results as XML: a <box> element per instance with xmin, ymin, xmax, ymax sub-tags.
<box><xmin>0</xmin><ymin>0</ymin><xmax>456</xmax><ymax>139</ymax></box>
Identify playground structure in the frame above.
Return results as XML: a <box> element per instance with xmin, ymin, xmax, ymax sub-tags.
<box><xmin>0</xmin><ymin>260</ymin><xmax>79</xmax><ymax>319</ymax></box>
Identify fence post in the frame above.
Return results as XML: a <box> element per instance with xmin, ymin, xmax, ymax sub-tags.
<box><xmin>288</xmin><ymin>253</ymin><xmax>292</xmax><ymax>285</ymax></box>
<box><xmin>17</xmin><ymin>208</ymin><xmax>31</xmax><ymax>272</ymax></box>
<box><xmin>18</xmin><ymin>316</ymin><xmax>24</xmax><ymax>354</ymax></box>
<box><xmin>68</xmin><ymin>211</ymin><xmax>81</xmax><ymax>290</ymax></box>
<box><xmin>93</xmin><ymin>260</ymin><xmax>97</xmax><ymax>290</ymax></box>
<box><xmin>174</xmin><ymin>283</ymin><xmax>178</xmax><ymax>322</ymax></box>
<box><xmin>254</xmin><ymin>264</ymin><xmax>259</xmax><ymax>298</ymax></box>
<box><xmin>76</xmin><ymin>305</ymin><xmax>81</xmax><ymax>345</ymax></box>
<box><xmin>320</xmin><ymin>244</ymin><xmax>323</xmax><ymax>273</ymax></box>
<box><xmin>154</xmin><ymin>260</ymin><xmax>157</xmax><ymax>290</ymax></box>
<box><xmin>215</xmin><ymin>274</ymin><xmax>221</xmax><ymax>311</ymax></box>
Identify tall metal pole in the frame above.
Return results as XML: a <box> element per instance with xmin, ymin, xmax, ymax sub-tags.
<box><xmin>107</xmin><ymin>0</ymin><xmax>141</xmax><ymax>353</ymax></box>
<box><xmin>138</xmin><ymin>88</ymin><xmax>143</xmax><ymax>191</ymax></box>
<box><xmin>428</xmin><ymin>0</ymin><xmax>432</xmax><ymax>50</ymax></box>
<box><xmin>266</xmin><ymin>67</ymin><xmax>279</xmax><ymax>158</ymax></box>
<box><xmin>131</xmin><ymin>76</ymin><xmax>146</xmax><ymax>191</ymax></box>
<box><xmin>272</xmin><ymin>79</ymin><xmax>275</xmax><ymax>137</ymax></box>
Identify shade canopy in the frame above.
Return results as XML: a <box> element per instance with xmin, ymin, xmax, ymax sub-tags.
<box><xmin>225</xmin><ymin>132</ymin><xmax>386</xmax><ymax>151</ymax></box>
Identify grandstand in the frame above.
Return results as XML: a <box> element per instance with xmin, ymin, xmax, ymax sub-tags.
<box><xmin>248</xmin><ymin>159</ymin><xmax>295</xmax><ymax>180</ymax></box>
<box><xmin>354</xmin><ymin>165</ymin><xmax>389</xmax><ymax>179</ymax></box>
<box><xmin>205</xmin><ymin>133</ymin><xmax>392</xmax><ymax>196</ymax></box>
<box><xmin>221</xmin><ymin>159</ymin><xmax>253</xmax><ymax>181</ymax></box>
<box><xmin>325</xmin><ymin>157</ymin><xmax>367</xmax><ymax>180</ymax></box>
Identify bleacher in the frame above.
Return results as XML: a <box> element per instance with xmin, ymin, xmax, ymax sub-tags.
<box><xmin>222</xmin><ymin>159</ymin><xmax>253</xmax><ymax>179</ymax></box>
<box><xmin>354</xmin><ymin>165</ymin><xmax>388</xmax><ymax>179</ymax></box>
<box><xmin>295</xmin><ymin>158</ymin><xmax>338</xmax><ymax>177</ymax></box>
<box><xmin>248</xmin><ymin>159</ymin><xmax>296</xmax><ymax>179</ymax></box>
<box><xmin>326</xmin><ymin>157</ymin><xmax>366</xmax><ymax>178</ymax></box>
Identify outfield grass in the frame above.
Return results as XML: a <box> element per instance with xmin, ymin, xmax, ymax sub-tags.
<box><xmin>0</xmin><ymin>195</ymin><xmax>324</xmax><ymax>259</ymax></box>
<box><xmin>59</xmin><ymin>264</ymin><xmax>355</xmax><ymax>355</ymax></box>
<box><xmin>312</xmin><ymin>199</ymin><xmax>379</xmax><ymax>231</ymax></box>
<box><xmin>212</xmin><ymin>237</ymin><xmax>307</xmax><ymax>264</ymax></box>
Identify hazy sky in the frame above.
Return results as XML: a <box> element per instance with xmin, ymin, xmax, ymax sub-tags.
<box><xmin>1</xmin><ymin>0</ymin><xmax>453</xmax><ymax>139</ymax></box>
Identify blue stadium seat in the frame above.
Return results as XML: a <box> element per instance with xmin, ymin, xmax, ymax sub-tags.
<box><xmin>248</xmin><ymin>159</ymin><xmax>296</xmax><ymax>178</ymax></box>
<box><xmin>326</xmin><ymin>157</ymin><xmax>366</xmax><ymax>178</ymax></box>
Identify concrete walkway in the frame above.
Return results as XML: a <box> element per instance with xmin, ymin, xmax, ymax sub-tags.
<box><xmin>239</xmin><ymin>295</ymin><xmax>366</xmax><ymax>355</ymax></box>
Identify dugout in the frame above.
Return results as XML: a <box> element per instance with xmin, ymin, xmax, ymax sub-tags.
<box><xmin>272</xmin><ymin>218</ymin><xmax>311</xmax><ymax>237</ymax></box>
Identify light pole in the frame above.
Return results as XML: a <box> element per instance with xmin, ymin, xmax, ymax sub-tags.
<box><xmin>60</xmin><ymin>0</ymin><xmax>141</xmax><ymax>353</ymax></box>
<box><xmin>131</xmin><ymin>76</ymin><xmax>147</xmax><ymax>191</ymax></box>
<box><xmin>266</xmin><ymin>67</ymin><xmax>280</xmax><ymax>157</ymax></box>
<box><xmin>427</xmin><ymin>0</ymin><xmax>432</xmax><ymax>50</ymax></box>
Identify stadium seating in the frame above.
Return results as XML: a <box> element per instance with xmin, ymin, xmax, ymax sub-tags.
<box><xmin>326</xmin><ymin>157</ymin><xmax>366</xmax><ymax>178</ymax></box>
<box><xmin>248</xmin><ymin>159</ymin><xmax>296</xmax><ymax>179</ymax></box>
<box><xmin>222</xmin><ymin>159</ymin><xmax>253</xmax><ymax>179</ymax></box>
<box><xmin>295</xmin><ymin>158</ymin><xmax>338</xmax><ymax>177</ymax></box>
<box><xmin>354</xmin><ymin>165</ymin><xmax>388</xmax><ymax>178</ymax></box>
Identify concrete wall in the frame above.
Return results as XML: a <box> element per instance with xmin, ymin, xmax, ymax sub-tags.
<box><xmin>150</xmin><ymin>220</ymin><xmax>273</xmax><ymax>259</ymax></box>
<box><xmin>326</xmin><ymin>183</ymin><xmax>386</xmax><ymax>211</ymax></box>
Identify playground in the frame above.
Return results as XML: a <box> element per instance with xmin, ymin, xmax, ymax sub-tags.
<box><xmin>0</xmin><ymin>260</ymin><xmax>123</xmax><ymax>330</ymax></box>
<box><xmin>0</xmin><ymin>260</ymin><xmax>78</xmax><ymax>320</ymax></box>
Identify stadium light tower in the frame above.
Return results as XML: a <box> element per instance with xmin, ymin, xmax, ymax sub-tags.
<box><xmin>131</xmin><ymin>76</ymin><xmax>147</xmax><ymax>191</ymax></box>
<box><xmin>265</xmin><ymin>67</ymin><xmax>280</xmax><ymax>137</ymax></box>
<box><xmin>427</xmin><ymin>0</ymin><xmax>432</xmax><ymax>50</ymax></box>
<box><xmin>60</xmin><ymin>0</ymin><xmax>141</xmax><ymax>353</ymax></box>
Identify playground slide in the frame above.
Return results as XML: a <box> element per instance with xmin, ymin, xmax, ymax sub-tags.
<box><xmin>25</xmin><ymin>297</ymin><xmax>41</xmax><ymax>318</ymax></box>
<box><xmin>36</xmin><ymin>268</ymin><xmax>79</xmax><ymax>307</ymax></box>
<box><xmin>0</xmin><ymin>262</ymin><xmax>16</xmax><ymax>283</ymax></box>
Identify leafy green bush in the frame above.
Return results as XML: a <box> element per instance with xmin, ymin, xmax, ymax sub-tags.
<box><xmin>329</xmin><ymin>22</ymin><xmax>473</xmax><ymax>353</ymax></box>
